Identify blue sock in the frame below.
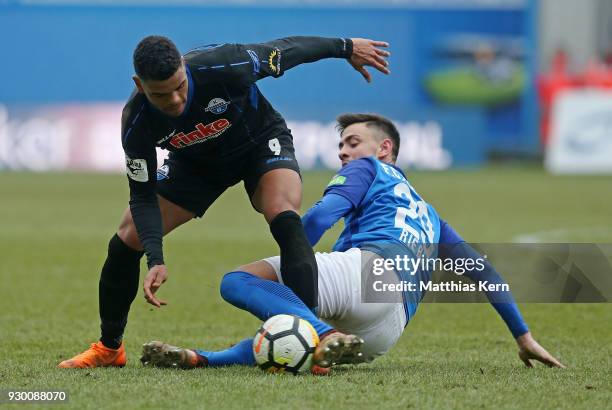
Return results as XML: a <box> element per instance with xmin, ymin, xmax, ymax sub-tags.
<box><xmin>195</xmin><ymin>338</ymin><xmax>255</xmax><ymax>367</ymax></box>
<box><xmin>220</xmin><ymin>271</ymin><xmax>333</xmax><ymax>336</ymax></box>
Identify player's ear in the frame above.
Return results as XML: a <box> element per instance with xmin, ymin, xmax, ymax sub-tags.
<box><xmin>377</xmin><ymin>138</ymin><xmax>394</xmax><ymax>160</ymax></box>
<box><xmin>132</xmin><ymin>76</ymin><xmax>145</xmax><ymax>94</ymax></box>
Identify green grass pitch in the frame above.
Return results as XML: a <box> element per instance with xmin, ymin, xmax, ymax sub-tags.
<box><xmin>1</xmin><ymin>168</ymin><xmax>611</xmax><ymax>409</ymax></box>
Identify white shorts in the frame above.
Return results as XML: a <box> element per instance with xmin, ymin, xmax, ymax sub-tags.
<box><xmin>262</xmin><ymin>248</ymin><xmax>407</xmax><ymax>362</ymax></box>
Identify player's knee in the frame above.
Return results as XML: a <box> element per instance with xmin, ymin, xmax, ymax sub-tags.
<box><xmin>265</xmin><ymin>206</ymin><xmax>300</xmax><ymax>224</ymax></box>
<box><xmin>220</xmin><ymin>271</ymin><xmax>254</xmax><ymax>306</ymax></box>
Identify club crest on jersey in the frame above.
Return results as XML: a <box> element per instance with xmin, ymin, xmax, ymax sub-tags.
<box><xmin>156</xmin><ymin>164</ymin><xmax>170</xmax><ymax>181</ymax></box>
<box><xmin>169</xmin><ymin>119</ymin><xmax>231</xmax><ymax>148</ymax></box>
<box><xmin>268</xmin><ymin>48</ymin><xmax>282</xmax><ymax>76</ymax></box>
<box><xmin>204</xmin><ymin>98</ymin><xmax>230</xmax><ymax>114</ymax></box>
<box><xmin>125</xmin><ymin>156</ymin><xmax>148</xmax><ymax>182</ymax></box>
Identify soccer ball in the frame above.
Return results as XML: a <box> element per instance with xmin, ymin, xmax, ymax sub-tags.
<box><xmin>252</xmin><ymin>314</ymin><xmax>319</xmax><ymax>374</ymax></box>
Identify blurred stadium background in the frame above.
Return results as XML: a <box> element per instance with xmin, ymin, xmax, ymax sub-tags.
<box><xmin>1</xmin><ymin>1</ymin><xmax>611</xmax><ymax>408</ymax></box>
<box><xmin>2</xmin><ymin>0</ymin><xmax>612</xmax><ymax>174</ymax></box>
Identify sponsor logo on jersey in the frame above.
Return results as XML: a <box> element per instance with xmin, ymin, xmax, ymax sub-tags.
<box><xmin>327</xmin><ymin>175</ymin><xmax>346</xmax><ymax>186</ymax></box>
<box><xmin>266</xmin><ymin>156</ymin><xmax>291</xmax><ymax>164</ymax></box>
<box><xmin>268</xmin><ymin>48</ymin><xmax>282</xmax><ymax>76</ymax></box>
<box><xmin>169</xmin><ymin>119</ymin><xmax>231</xmax><ymax>148</ymax></box>
<box><xmin>157</xmin><ymin>129</ymin><xmax>176</xmax><ymax>144</ymax></box>
<box><xmin>125</xmin><ymin>156</ymin><xmax>148</xmax><ymax>182</ymax></box>
<box><xmin>156</xmin><ymin>164</ymin><xmax>170</xmax><ymax>181</ymax></box>
<box><xmin>204</xmin><ymin>98</ymin><xmax>230</xmax><ymax>114</ymax></box>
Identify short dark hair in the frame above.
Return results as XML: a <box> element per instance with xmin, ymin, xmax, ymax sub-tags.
<box><xmin>133</xmin><ymin>35</ymin><xmax>182</xmax><ymax>81</ymax></box>
<box><xmin>336</xmin><ymin>113</ymin><xmax>400</xmax><ymax>160</ymax></box>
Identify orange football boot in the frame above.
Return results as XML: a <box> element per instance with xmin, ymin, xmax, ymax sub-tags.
<box><xmin>58</xmin><ymin>342</ymin><xmax>126</xmax><ymax>368</ymax></box>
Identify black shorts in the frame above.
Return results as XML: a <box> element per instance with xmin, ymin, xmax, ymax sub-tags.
<box><xmin>155</xmin><ymin>132</ymin><xmax>301</xmax><ymax>217</ymax></box>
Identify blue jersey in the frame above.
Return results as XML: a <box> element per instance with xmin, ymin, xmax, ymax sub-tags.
<box><xmin>325</xmin><ymin>157</ymin><xmax>441</xmax><ymax>253</ymax></box>
<box><xmin>303</xmin><ymin>157</ymin><xmax>528</xmax><ymax>337</ymax></box>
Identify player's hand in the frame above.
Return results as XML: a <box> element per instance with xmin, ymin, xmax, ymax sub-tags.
<box><xmin>143</xmin><ymin>264</ymin><xmax>169</xmax><ymax>308</ymax></box>
<box><xmin>516</xmin><ymin>332</ymin><xmax>566</xmax><ymax>368</ymax></box>
<box><xmin>348</xmin><ymin>38</ymin><xmax>391</xmax><ymax>83</ymax></box>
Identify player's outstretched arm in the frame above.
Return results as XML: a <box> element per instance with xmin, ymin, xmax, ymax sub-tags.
<box><xmin>188</xmin><ymin>37</ymin><xmax>389</xmax><ymax>85</ymax></box>
<box><xmin>438</xmin><ymin>220</ymin><xmax>566</xmax><ymax>368</ymax></box>
<box><xmin>302</xmin><ymin>194</ymin><xmax>352</xmax><ymax>246</ymax></box>
<box><xmin>516</xmin><ymin>332</ymin><xmax>566</xmax><ymax>368</ymax></box>
<box><xmin>348</xmin><ymin>38</ymin><xmax>391</xmax><ymax>82</ymax></box>
<box><xmin>302</xmin><ymin>158</ymin><xmax>376</xmax><ymax>245</ymax></box>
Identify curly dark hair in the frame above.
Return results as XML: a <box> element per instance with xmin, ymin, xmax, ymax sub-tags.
<box><xmin>133</xmin><ymin>35</ymin><xmax>182</xmax><ymax>81</ymax></box>
<box><xmin>336</xmin><ymin>113</ymin><xmax>400</xmax><ymax>160</ymax></box>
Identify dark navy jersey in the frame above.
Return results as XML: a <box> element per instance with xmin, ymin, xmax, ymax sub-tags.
<box><xmin>121</xmin><ymin>36</ymin><xmax>353</xmax><ymax>267</ymax></box>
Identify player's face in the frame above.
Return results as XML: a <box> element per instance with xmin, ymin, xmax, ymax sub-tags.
<box><xmin>134</xmin><ymin>65</ymin><xmax>189</xmax><ymax>117</ymax></box>
<box><xmin>338</xmin><ymin>123</ymin><xmax>383</xmax><ymax>167</ymax></box>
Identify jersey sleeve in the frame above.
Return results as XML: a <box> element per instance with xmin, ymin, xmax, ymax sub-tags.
<box><xmin>121</xmin><ymin>102</ymin><xmax>164</xmax><ymax>268</ymax></box>
<box><xmin>302</xmin><ymin>194</ymin><xmax>353</xmax><ymax>246</ymax></box>
<box><xmin>439</xmin><ymin>218</ymin><xmax>465</xmax><ymax>244</ymax></box>
<box><xmin>323</xmin><ymin>157</ymin><xmax>377</xmax><ymax>209</ymax></box>
<box><xmin>438</xmin><ymin>240</ymin><xmax>529</xmax><ymax>338</ymax></box>
<box><xmin>186</xmin><ymin>37</ymin><xmax>353</xmax><ymax>86</ymax></box>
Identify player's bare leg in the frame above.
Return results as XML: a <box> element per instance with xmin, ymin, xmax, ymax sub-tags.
<box><xmin>59</xmin><ymin>196</ymin><xmax>194</xmax><ymax>369</ymax></box>
<box><xmin>250</xmin><ymin>168</ymin><xmax>302</xmax><ymax>222</ymax></box>
<box><xmin>117</xmin><ymin>195</ymin><xmax>195</xmax><ymax>250</ymax></box>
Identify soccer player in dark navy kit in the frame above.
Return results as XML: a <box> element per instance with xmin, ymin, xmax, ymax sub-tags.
<box><xmin>58</xmin><ymin>36</ymin><xmax>390</xmax><ymax>368</ymax></box>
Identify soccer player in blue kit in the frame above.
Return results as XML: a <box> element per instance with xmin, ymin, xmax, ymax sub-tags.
<box><xmin>141</xmin><ymin>113</ymin><xmax>565</xmax><ymax>372</ymax></box>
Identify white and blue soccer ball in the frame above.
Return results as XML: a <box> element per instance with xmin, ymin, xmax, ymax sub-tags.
<box><xmin>252</xmin><ymin>314</ymin><xmax>319</xmax><ymax>374</ymax></box>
